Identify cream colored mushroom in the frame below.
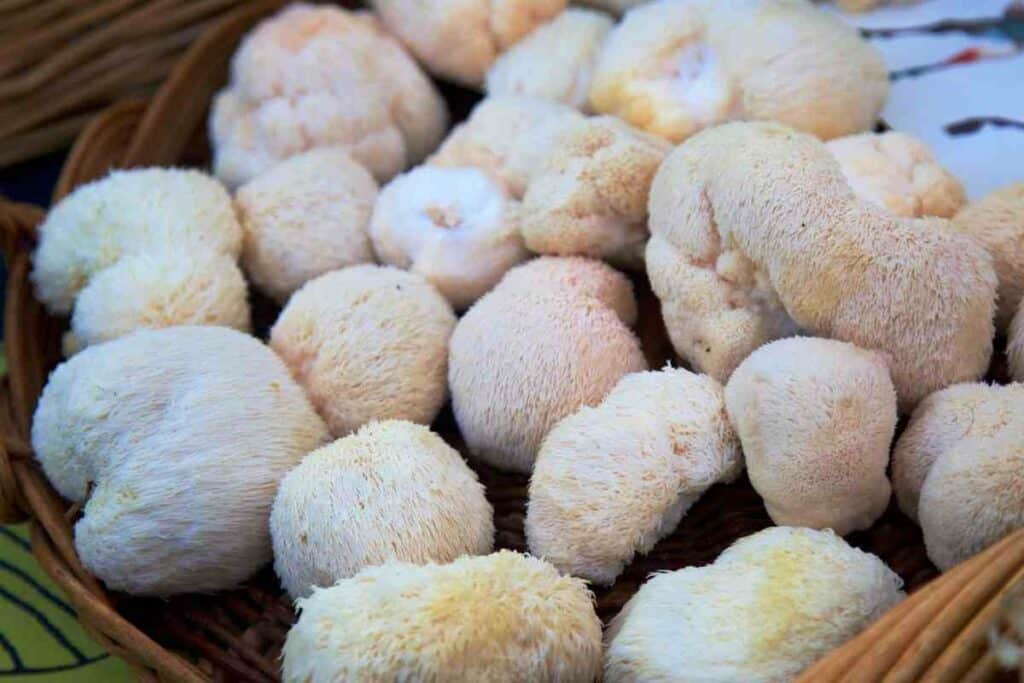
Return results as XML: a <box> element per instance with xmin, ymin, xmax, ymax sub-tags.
<box><xmin>371</xmin><ymin>0</ymin><xmax>567</xmax><ymax>87</ymax></box>
<box><xmin>369</xmin><ymin>165</ymin><xmax>528</xmax><ymax>310</ymax></box>
<box><xmin>30</xmin><ymin>326</ymin><xmax>329</xmax><ymax>595</ymax></box>
<box><xmin>282</xmin><ymin>551</ymin><xmax>602</xmax><ymax>682</ymax></box>
<box><xmin>647</xmin><ymin>121</ymin><xmax>996</xmax><ymax>411</ymax></box>
<box><xmin>951</xmin><ymin>183</ymin><xmax>1024</xmax><ymax>329</ymax></box>
<box><xmin>527</xmin><ymin>366</ymin><xmax>741</xmax><ymax>584</ymax></box>
<box><xmin>270</xmin><ymin>265</ymin><xmax>456</xmax><ymax>437</ymax></box>
<box><xmin>30</xmin><ymin>168</ymin><xmax>249</xmax><ymax>352</ymax></box>
<box><xmin>429</xmin><ymin>96</ymin><xmax>584</xmax><ymax>198</ymax></box>
<box><xmin>210</xmin><ymin>4</ymin><xmax>447</xmax><ymax>188</ymax></box>
<box><xmin>270</xmin><ymin>420</ymin><xmax>493</xmax><ymax>598</ymax></box>
<box><xmin>725</xmin><ymin>337</ymin><xmax>896</xmax><ymax>535</ymax></box>
<box><xmin>826</xmin><ymin>131</ymin><xmax>966</xmax><ymax>218</ymax></box>
<box><xmin>605</xmin><ymin>526</ymin><xmax>904</xmax><ymax>682</ymax></box>
<box><xmin>589</xmin><ymin>0</ymin><xmax>888</xmax><ymax>143</ymax></box>
<box><xmin>235</xmin><ymin>148</ymin><xmax>378</xmax><ymax>303</ymax></box>
<box><xmin>485</xmin><ymin>9</ymin><xmax>613</xmax><ymax>110</ymax></box>
<box><xmin>449</xmin><ymin>257</ymin><xmax>647</xmax><ymax>472</ymax></box>
<box><xmin>521</xmin><ymin>115</ymin><xmax>670</xmax><ymax>269</ymax></box>
<box><xmin>892</xmin><ymin>382</ymin><xmax>1024</xmax><ymax>569</ymax></box>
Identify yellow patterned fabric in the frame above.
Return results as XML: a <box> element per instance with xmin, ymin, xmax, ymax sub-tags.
<box><xmin>0</xmin><ymin>523</ymin><xmax>131</xmax><ymax>681</ymax></box>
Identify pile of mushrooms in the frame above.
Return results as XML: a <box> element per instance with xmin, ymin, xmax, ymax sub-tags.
<box><xmin>25</xmin><ymin>1</ymin><xmax>1024</xmax><ymax>681</ymax></box>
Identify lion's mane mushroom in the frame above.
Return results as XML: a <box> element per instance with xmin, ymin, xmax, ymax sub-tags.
<box><xmin>371</xmin><ymin>0</ymin><xmax>566</xmax><ymax>88</ymax></box>
<box><xmin>270</xmin><ymin>265</ymin><xmax>455</xmax><ymax>437</ymax></box>
<box><xmin>30</xmin><ymin>326</ymin><xmax>329</xmax><ymax>596</ymax></box>
<box><xmin>527</xmin><ymin>366</ymin><xmax>741</xmax><ymax>584</ymax></box>
<box><xmin>521</xmin><ymin>115</ymin><xmax>670</xmax><ymax>269</ymax></box>
<box><xmin>892</xmin><ymin>382</ymin><xmax>1024</xmax><ymax>570</ymax></box>
<box><xmin>725</xmin><ymin>337</ymin><xmax>896</xmax><ymax>535</ymax></box>
<box><xmin>270</xmin><ymin>420</ymin><xmax>493</xmax><ymax>599</ymax></box>
<box><xmin>429</xmin><ymin>96</ymin><xmax>584</xmax><ymax>198</ymax></box>
<box><xmin>605</xmin><ymin>526</ymin><xmax>904</xmax><ymax>683</ymax></box>
<box><xmin>235</xmin><ymin>148</ymin><xmax>378</xmax><ymax>303</ymax></box>
<box><xmin>210</xmin><ymin>4</ymin><xmax>447</xmax><ymax>188</ymax></box>
<box><xmin>31</xmin><ymin>168</ymin><xmax>249</xmax><ymax>352</ymax></box>
<box><xmin>449</xmin><ymin>257</ymin><xmax>647</xmax><ymax>473</ymax></box>
<box><xmin>589</xmin><ymin>0</ymin><xmax>888</xmax><ymax>143</ymax></box>
<box><xmin>369</xmin><ymin>165</ymin><xmax>528</xmax><ymax>310</ymax></box>
<box><xmin>485</xmin><ymin>8</ymin><xmax>614</xmax><ymax>111</ymax></box>
<box><xmin>647</xmin><ymin>121</ymin><xmax>996</xmax><ymax>411</ymax></box>
<box><xmin>826</xmin><ymin>131</ymin><xmax>966</xmax><ymax>218</ymax></box>
<box><xmin>951</xmin><ymin>183</ymin><xmax>1024</xmax><ymax>329</ymax></box>
<box><xmin>282</xmin><ymin>551</ymin><xmax>602</xmax><ymax>682</ymax></box>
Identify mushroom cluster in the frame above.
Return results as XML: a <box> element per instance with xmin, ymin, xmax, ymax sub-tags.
<box><xmin>23</xmin><ymin>0</ymin><xmax>1024</xmax><ymax>679</ymax></box>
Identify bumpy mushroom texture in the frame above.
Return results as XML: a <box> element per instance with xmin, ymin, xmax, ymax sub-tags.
<box><xmin>429</xmin><ymin>96</ymin><xmax>584</xmax><ymax>198</ymax></box>
<box><xmin>605</xmin><ymin>527</ymin><xmax>904</xmax><ymax>683</ymax></box>
<box><xmin>270</xmin><ymin>265</ymin><xmax>455</xmax><ymax>437</ymax></box>
<box><xmin>892</xmin><ymin>382</ymin><xmax>1024</xmax><ymax>523</ymax></box>
<box><xmin>1011</xmin><ymin>303</ymin><xmax>1024</xmax><ymax>382</ymax></box>
<box><xmin>485</xmin><ymin>9</ymin><xmax>613</xmax><ymax>110</ymax></box>
<box><xmin>30</xmin><ymin>168</ymin><xmax>248</xmax><ymax>350</ymax></box>
<box><xmin>370</xmin><ymin>165</ymin><xmax>528</xmax><ymax>310</ymax></box>
<box><xmin>270</xmin><ymin>420</ymin><xmax>493</xmax><ymax>599</ymax></box>
<box><xmin>450</xmin><ymin>257</ymin><xmax>647</xmax><ymax>473</ymax></box>
<box><xmin>647</xmin><ymin>121</ymin><xmax>996</xmax><ymax>411</ymax></box>
<box><xmin>210</xmin><ymin>5</ymin><xmax>447</xmax><ymax>189</ymax></box>
<box><xmin>588</xmin><ymin>0</ymin><xmax>888</xmax><ymax>144</ymax></box>
<box><xmin>918</xmin><ymin>432</ymin><xmax>1024</xmax><ymax>571</ymax></box>
<box><xmin>498</xmin><ymin>255</ymin><xmax>639</xmax><ymax>325</ymax></box>
<box><xmin>827</xmin><ymin>132</ymin><xmax>966</xmax><ymax>219</ymax></box>
<box><xmin>951</xmin><ymin>183</ymin><xmax>1024</xmax><ymax>329</ymax></box>
<box><xmin>66</xmin><ymin>253</ymin><xmax>250</xmax><ymax>355</ymax></box>
<box><xmin>527</xmin><ymin>367</ymin><xmax>741</xmax><ymax>584</ymax></box>
<box><xmin>282</xmin><ymin>551</ymin><xmax>602</xmax><ymax>682</ymax></box>
<box><xmin>371</xmin><ymin>0</ymin><xmax>567</xmax><ymax>88</ymax></box>
<box><xmin>30</xmin><ymin>326</ymin><xmax>329</xmax><ymax>596</ymax></box>
<box><xmin>235</xmin><ymin>148</ymin><xmax>377</xmax><ymax>303</ymax></box>
<box><xmin>725</xmin><ymin>337</ymin><xmax>897</xmax><ymax>535</ymax></box>
<box><xmin>521</xmin><ymin>116</ymin><xmax>670</xmax><ymax>269</ymax></box>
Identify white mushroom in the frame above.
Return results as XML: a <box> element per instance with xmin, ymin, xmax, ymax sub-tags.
<box><xmin>589</xmin><ymin>0</ymin><xmax>888</xmax><ymax>143</ymax></box>
<box><xmin>725</xmin><ymin>337</ymin><xmax>896</xmax><ymax>535</ymax></box>
<box><xmin>30</xmin><ymin>326</ymin><xmax>329</xmax><ymax>596</ymax></box>
<box><xmin>282</xmin><ymin>551</ymin><xmax>603</xmax><ymax>682</ymax></box>
<box><xmin>647</xmin><ymin>121</ymin><xmax>996</xmax><ymax>411</ymax></box>
<box><xmin>210</xmin><ymin>4</ymin><xmax>447</xmax><ymax>187</ymax></box>
<box><xmin>270</xmin><ymin>420</ymin><xmax>493</xmax><ymax>599</ymax></box>
<box><xmin>528</xmin><ymin>366</ymin><xmax>741</xmax><ymax>584</ymax></box>
<box><xmin>605</xmin><ymin>526</ymin><xmax>904</xmax><ymax>683</ymax></box>
<box><xmin>30</xmin><ymin>168</ymin><xmax>248</xmax><ymax>351</ymax></box>
<box><xmin>370</xmin><ymin>165</ymin><xmax>528</xmax><ymax>310</ymax></box>
<box><xmin>485</xmin><ymin>9</ymin><xmax>614</xmax><ymax>110</ymax></box>
<box><xmin>429</xmin><ymin>96</ymin><xmax>584</xmax><ymax>198</ymax></box>
<box><xmin>521</xmin><ymin>115</ymin><xmax>670</xmax><ymax>269</ymax></box>
<box><xmin>235</xmin><ymin>147</ymin><xmax>378</xmax><ymax>303</ymax></box>
<box><xmin>270</xmin><ymin>265</ymin><xmax>456</xmax><ymax>437</ymax></box>
<box><xmin>371</xmin><ymin>0</ymin><xmax>567</xmax><ymax>87</ymax></box>
<box><xmin>449</xmin><ymin>257</ymin><xmax>647</xmax><ymax>473</ymax></box>
<box><xmin>892</xmin><ymin>382</ymin><xmax>1024</xmax><ymax>570</ymax></box>
<box><xmin>826</xmin><ymin>131</ymin><xmax>966</xmax><ymax>218</ymax></box>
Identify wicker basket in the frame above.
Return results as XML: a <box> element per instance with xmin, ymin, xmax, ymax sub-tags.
<box><xmin>1</xmin><ymin>2</ymin><xmax>1023</xmax><ymax>680</ymax></box>
<box><xmin>0</xmin><ymin>0</ymin><xmax>284</xmax><ymax>169</ymax></box>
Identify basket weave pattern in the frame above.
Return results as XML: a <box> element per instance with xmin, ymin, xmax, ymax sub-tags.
<box><xmin>1</xmin><ymin>3</ymin><xmax>1022</xmax><ymax>680</ymax></box>
<box><xmin>0</xmin><ymin>0</ymin><xmax>286</xmax><ymax>168</ymax></box>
